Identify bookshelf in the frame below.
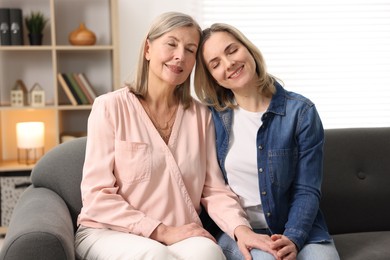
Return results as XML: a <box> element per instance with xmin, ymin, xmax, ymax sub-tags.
<box><xmin>0</xmin><ymin>0</ymin><xmax>120</xmax><ymax>171</ymax></box>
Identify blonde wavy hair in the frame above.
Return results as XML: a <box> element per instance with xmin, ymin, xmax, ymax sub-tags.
<box><xmin>194</xmin><ymin>23</ymin><xmax>276</xmax><ymax>111</ymax></box>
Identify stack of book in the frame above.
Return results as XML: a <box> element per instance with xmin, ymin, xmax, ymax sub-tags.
<box><xmin>57</xmin><ymin>73</ymin><xmax>97</xmax><ymax>105</ymax></box>
<box><xmin>0</xmin><ymin>8</ymin><xmax>24</xmax><ymax>45</ymax></box>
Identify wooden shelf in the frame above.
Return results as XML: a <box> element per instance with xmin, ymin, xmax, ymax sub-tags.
<box><xmin>0</xmin><ymin>46</ymin><xmax>53</xmax><ymax>51</ymax></box>
<box><xmin>0</xmin><ymin>45</ymin><xmax>115</xmax><ymax>51</ymax></box>
<box><xmin>0</xmin><ymin>0</ymin><xmax>120</xmax><ymax>172</ymax></box>
<box><xmin>0</xmin><ymin>160</ymin><xmax>34</xmax><ymax>172</ymax></box>
<box><xmin>0</xmin><ymin>226</ymin><xmax>7</xmax><ymax>236</ymax></box>
<box><xmin>55</xmin><ymin>45</ymin><xmax>115</xmax><ymax>51</ymax></box>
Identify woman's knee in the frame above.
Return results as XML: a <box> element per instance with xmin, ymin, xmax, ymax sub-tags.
<box><xmin>217</xmin><ymin>232</ymin><xmax>243</xmax><ymax>260</ymax></box>
<box><xmin>197</xmin><ymin>238</ymin><xmax>226</xmax><ymax>260</ymax></box>
<box><xmin>170</xmin><ymin>236</ymin><xmax>226</xmax><ymax>260</ymax></box>
<box><xmin>297</xmin><ymin>242</ymin><xmax>340</xmax><ymax>260</ymax></box>
<box><xmin>135</xmin><ymin>243</ymin><xmax>173</xmax><ymax>260</ymax></box>
<box><xmin>75</xmin><ymin>227</ymin><xmax>173</xmax><ymax>260</ymax></box>
<box><xmin>250</xmin><ymin>248</ymin><xmax>276</xmax><ymax>260</ymax></box>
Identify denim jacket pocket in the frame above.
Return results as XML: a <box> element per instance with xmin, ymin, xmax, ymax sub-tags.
<box><xmin>268</xmin><ymin>148</ymin><xmax>298</xmax><ymax>188</ymax></box>
<box><xmin>114</xmin><ymin>140</ymin><xmax>151</xmax><ymax>185</ymax></box>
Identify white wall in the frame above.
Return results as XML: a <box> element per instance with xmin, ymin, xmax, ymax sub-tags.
<box><xmin>118</xmin><ymin>0</ymin><xmax>194</xmax><ymax>85</ymax></box>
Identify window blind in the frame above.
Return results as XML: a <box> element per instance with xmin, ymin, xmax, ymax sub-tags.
<box><xmin>194</xmin><ymin>0</ymin><xmax>390</xmax><ymax>128</ymax></box>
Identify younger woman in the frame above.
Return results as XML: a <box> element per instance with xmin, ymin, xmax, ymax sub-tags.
<box><xmin>195</xmin><ymin>23</ymin><xmax>340</xmax><ymax>260</ymax></box>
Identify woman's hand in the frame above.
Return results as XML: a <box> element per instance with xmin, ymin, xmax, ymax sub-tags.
<box><xmin>270</xmin><ymin>234</ymin><xmax>298</xmax><ymax>260</ymax></box>
<box><xmin>234</xmin><ymin>225</ymin><xmax>279</xmax><ymax>260</ymax></box>
<box><xmin>150</xmin><ymin>223</ymin><xmax>216</xmax><ymax>245</ymax></box>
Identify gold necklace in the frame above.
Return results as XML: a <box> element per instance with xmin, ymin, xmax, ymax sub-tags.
<box><xmin>142</xmin><ymin>99</ymin><xmax>178</xmax><ymax>142</ymax></box>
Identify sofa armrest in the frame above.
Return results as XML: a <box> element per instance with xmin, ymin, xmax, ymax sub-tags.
<box><xmin>0</xmin><ymin>186</ymin><xmax>75</xmax><ymax>260</ymax></box>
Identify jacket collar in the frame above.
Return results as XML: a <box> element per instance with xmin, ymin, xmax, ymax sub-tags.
<box><xmin>266</xmin><ymin>81</ymin><xmax>286</xmax><ymax>116</ymax></box>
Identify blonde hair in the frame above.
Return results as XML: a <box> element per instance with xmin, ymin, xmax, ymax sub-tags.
<box><xmin>194</xmin><ymin>23</ymin><xmax>276</xmax><ymax>111</ymax></box>
<box><xmin>127</xmin><ymin>12</ymin><xmax>202</xmax><ymax>109</ymax></box>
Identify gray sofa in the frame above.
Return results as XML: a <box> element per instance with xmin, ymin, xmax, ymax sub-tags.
<box><xmin>1</xmin><ymin>128</ymin><xmax>389</xmax><ymax>260</ymax></box>
<box><xmin>320</xmin><ymin>127</ymin><xmax>390</xmax><ymax>259</ymax></box>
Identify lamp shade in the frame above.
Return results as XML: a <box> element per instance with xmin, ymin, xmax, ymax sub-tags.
<box><xmin>16</xmin><ymin>122</ymin><xmax>45</xmax><ymax>149</ymax></box>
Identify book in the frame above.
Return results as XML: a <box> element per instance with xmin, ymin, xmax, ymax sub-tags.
<box><xmin>78</xmin><ymin>73</ymin><xmax>98</xmax><ymax>100</ymax></box>
<box><xmin>57</xmin><ymin>73</ymin><xmax>78</xmax><ymax>105</ymax></box>
<box><xmin>9</xmin><ymin>8</ymin><xmax>23</xmax><ymax>45</ymax></box>
<box><xmin>61</xmin><ymin>73</ymin><xmax>82</xmax><ymax>104</ymax></box>
<box><xmin>65</xmin><ymin>73</ymin><xmax>89</xmax><ymax>105</ymax></box>
<box><xmin>73</xmin><ymin>73</ymin><xmax>94</xmax><ymax>104</ymax></box>
<box><xmin>0</xmin><ymin>8</ymin><xmax>11</xmax><ymax>45</ymax></box>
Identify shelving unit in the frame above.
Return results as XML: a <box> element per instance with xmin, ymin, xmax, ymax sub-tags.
<box><xmin>0</xmin><ymin>0</ymin><xmax>120</xmax><ymax>171</ymax></box>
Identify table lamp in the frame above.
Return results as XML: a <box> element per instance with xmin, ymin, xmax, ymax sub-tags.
<box><xmin>16</xmin><ymin>122</ymin><xmax>45</xmax><ymax>164</ymax></box>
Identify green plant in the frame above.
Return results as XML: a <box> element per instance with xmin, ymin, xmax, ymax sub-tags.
<box><xmin>25</xmin><ymin>11</ymin><xmax>48</xmax><ymax>34</ymax></box>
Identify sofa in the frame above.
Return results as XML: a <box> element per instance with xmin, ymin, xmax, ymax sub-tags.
<box><xmin>320</xmin><ymin>127</ymin><xmax>390</xmax><ymax>259</ymax></box>
<box><xmin>0</xmin><ymin>127</ymin><xmax>389</xmax><ymax>260</ymax></box>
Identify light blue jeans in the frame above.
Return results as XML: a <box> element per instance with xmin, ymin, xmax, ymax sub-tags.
<box><xmin>217</xmin><ymin>230</ymin><xmax>340</xmax><ymax>260</ymax></box>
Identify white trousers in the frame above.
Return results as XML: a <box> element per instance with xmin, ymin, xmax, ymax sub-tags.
<box><xmin>75</xmin><ymin>226</ymin><xmax>226</xmax><ymax>260</ymax></box>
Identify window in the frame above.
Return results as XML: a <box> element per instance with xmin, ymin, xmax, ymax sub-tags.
<box><xmin>194</xmin><ymin>0</ymin><xmax>390</xmax><ymax>128</ymax></box>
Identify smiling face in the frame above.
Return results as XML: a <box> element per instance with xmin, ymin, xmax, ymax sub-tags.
<box><xmin>145</xmin><ymin>26</ymin><xmax>200</xmax><ymax>88</ymax></box>
<box><xmin>202</xmin><ymin>31</ymin><xmax>258</xmax><ymax>92</ymax></box>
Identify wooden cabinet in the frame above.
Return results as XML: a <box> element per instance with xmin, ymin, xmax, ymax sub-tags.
<box><xmin>0</xmin><ymin>0</ymin><xmax>119</xmax><ymax>171</ymax></box>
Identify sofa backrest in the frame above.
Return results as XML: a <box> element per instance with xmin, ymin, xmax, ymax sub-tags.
<box><xmin>321</xmin><ymin>127</ymin><xmax>390</xmax><ymax>235</ymax></box>
<box><xmin>30</xmin><ymin>137</ymin><xmax>86</xmax><ymax>231</ymax></box>
<box><xmin>29</xmin><ymin>128</ymin><xmax>390</xmax><ymax>236</ymax></box>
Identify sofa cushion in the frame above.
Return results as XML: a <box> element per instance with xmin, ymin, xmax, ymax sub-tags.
<box><xmin>333</xmin><ymin>231</ymin><xmax>390</xmax><ymax>260</ymax></box>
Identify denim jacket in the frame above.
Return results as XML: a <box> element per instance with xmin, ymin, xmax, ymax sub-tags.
<box><xmin>210</xmin><ymin>82</ymin><xmax>332</xmax><ymax>249</ymax></box>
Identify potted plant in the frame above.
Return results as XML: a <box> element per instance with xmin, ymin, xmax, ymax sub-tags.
<box><xmin>25</xmin><ymin>11</ymin><xmax>48</xmax><ymax>45</ymax></box>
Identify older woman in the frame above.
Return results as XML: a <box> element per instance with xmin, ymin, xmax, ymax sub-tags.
<box><xmin>75</xmin><ymin>13</ymin><xmax>269</xmax><ymax>260</ymax></box>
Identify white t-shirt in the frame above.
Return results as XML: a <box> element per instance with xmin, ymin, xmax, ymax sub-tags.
<box><xmin>225</xmin><ymin>106</ymin><xmax>268</xmax><ymax>229</ymax></box>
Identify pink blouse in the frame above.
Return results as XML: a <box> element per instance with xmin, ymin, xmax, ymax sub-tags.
<box><xmin>77</xmin><ymin>87</ymin><xmax>250</xmax><ymax>238</ymax></box>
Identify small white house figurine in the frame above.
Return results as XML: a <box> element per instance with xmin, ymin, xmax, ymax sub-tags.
<box><xmin>30</xmin><ymin>83</ymin><xmax>45</xmax><ymax>107</ymax></box>
<box><xmin>10</xmin><ymin>80</ymin><xmax>28</xmax><ymax>107</ymax></box>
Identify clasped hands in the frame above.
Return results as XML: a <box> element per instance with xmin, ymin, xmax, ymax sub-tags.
<box><xmin>151</xmin><ymin>223</ymin><xmax>297</xmax><ymax>260</ymax></box>
<box><xmin>234</xmin><ymin>225</ymin><xmax>298</xmax><ymax>260</ymax></box>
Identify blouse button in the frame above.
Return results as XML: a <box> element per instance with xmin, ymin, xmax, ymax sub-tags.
<box><xmin>258</xmin><ymin>145</ymin><xmax>263</xmax><ymax>150</ymax></box>
<box><xmin>259</xmin><ymin>168</ymin><xmax>263</xmax><ymax>173</ymax></box>
<box><xmin>261</xmin><ymin>191</ymin><xmax>267</xmax><ymax>196</ymax></box>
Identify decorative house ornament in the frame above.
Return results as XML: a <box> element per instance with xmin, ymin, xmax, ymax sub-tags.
<box><xmin>30</xmin><ymin>82</ymin><xmax>45</xmax><ymax>107</ymax></box>
<box><xmin>69</xmin><ymin>23</ymin><xmax>96</xmax><ymax>45</ymax></box>
<box><xmin>10</xmin><ymin>79</ymin><xmax>27</xmax><ymax>107</ymax></box>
